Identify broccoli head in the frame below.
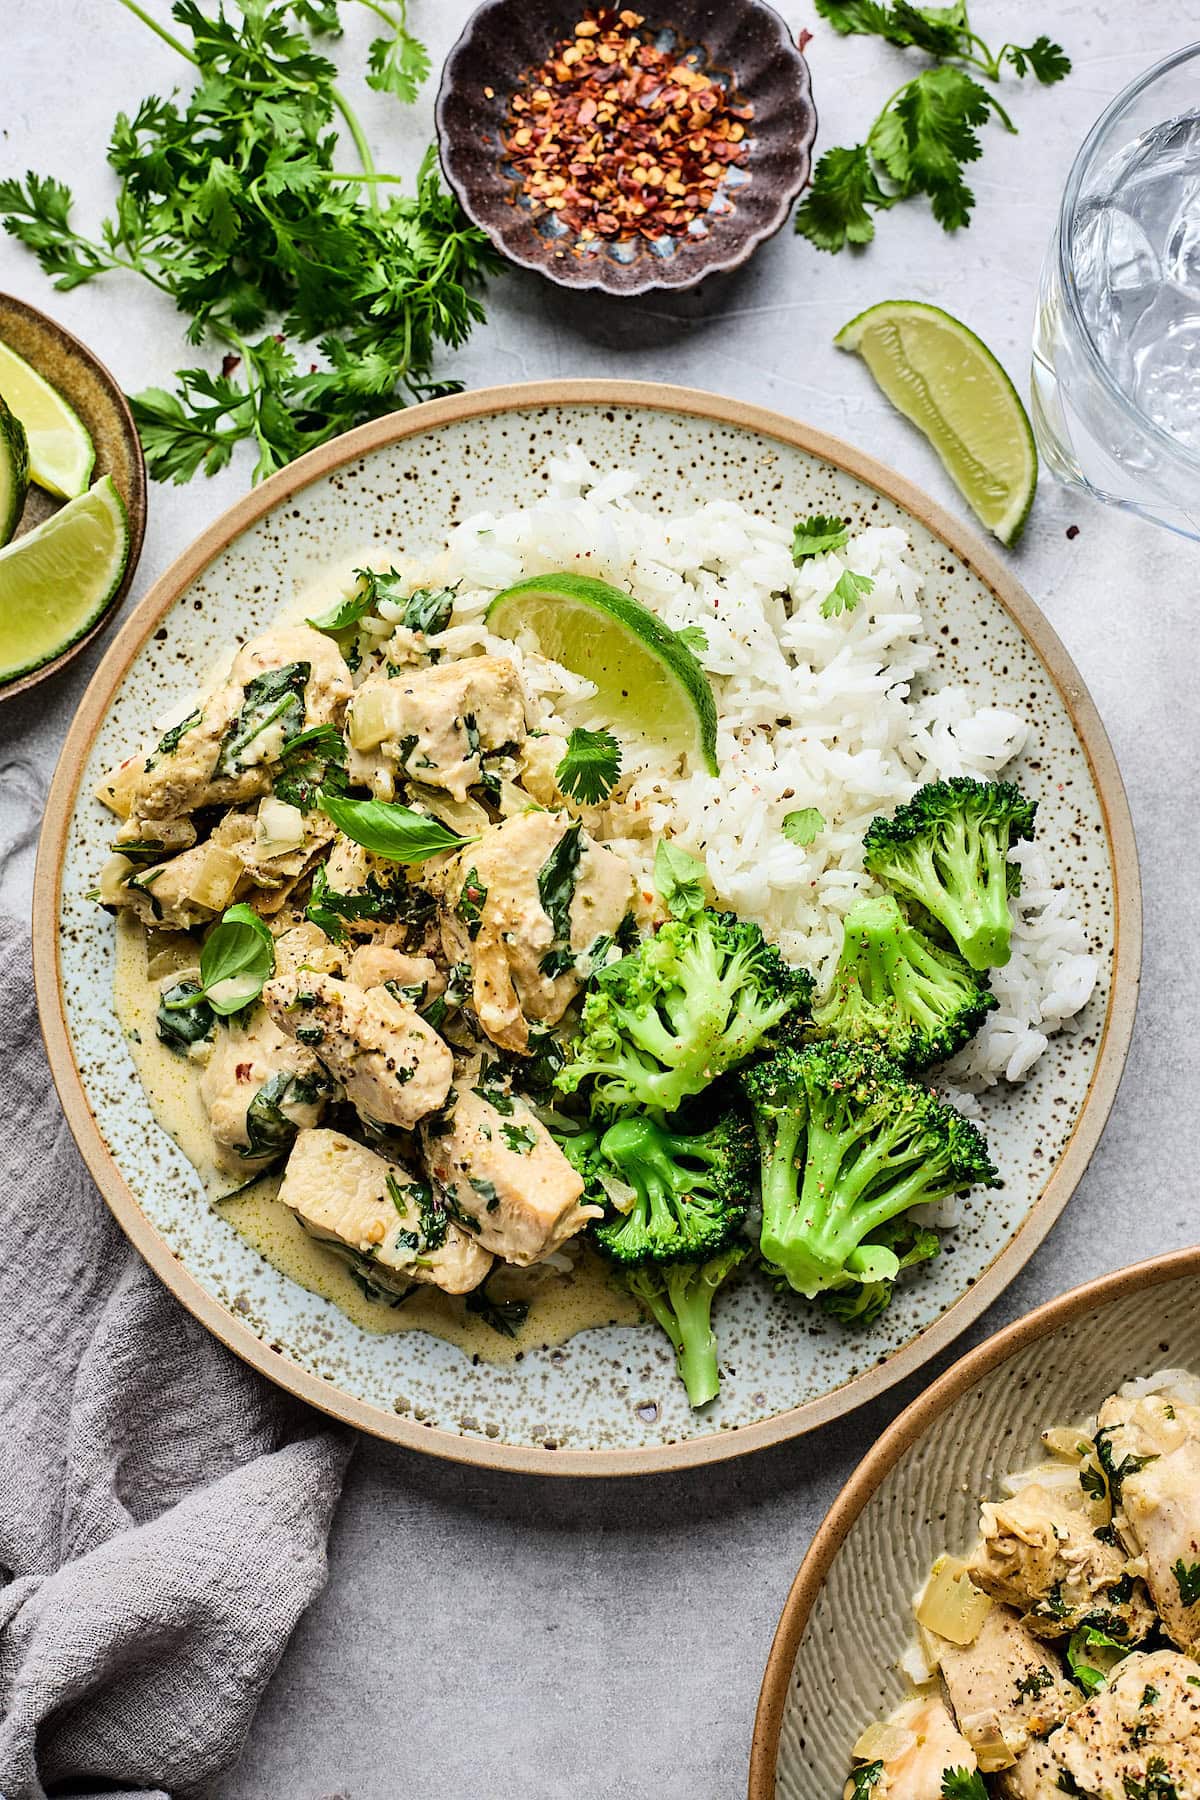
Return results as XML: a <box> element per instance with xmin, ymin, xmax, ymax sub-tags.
<box><xmin>741</xmin><ymin>1041</ymin><xmax>999</xmax><ymax>1301</ymax></box>
<box><xmin>624</xmin><ymin>1243</ymin><xmax>749</xmax><ymax>1409</ymax></box>
<box><xmin>812</xmin><ymin>893</ymin><xmax>997</xmax><ymax>1070</ymax></box>
<box><xmin>588</xmin><ymin>1109</ymin><xmax>754</xmax><ymax>1267</ymax></box>
<box><xmin>862</xmin><ymin>777</ymin><xmax>1037</xmax><ymax>972</ymax></box>
<box><xmin>816</xmin><ymin>1217</ymin><xmax>942</xmax><ymax>1328</ymax></box>
<box><xmin>555</xmin><ymin>907</ymin><xmax>814</xmax><ymax>1117</ymax></box>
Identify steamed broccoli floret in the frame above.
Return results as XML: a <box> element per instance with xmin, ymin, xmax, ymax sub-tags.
<box><xmin>862</xmin><ymin>777</ymin><xmax>1037</xmax><ymax>972</ymax></box>
<box><xmin>624</xmin><ymin>1244</ymin><xmax>749</xmax><ymax>1409</ymax></box>
<box><xmin>588</xmin><ymin>1110</ymin><xmax>754</xmax><ymax>1267</ymax></box>
<box><xmin>816</xmin><ymin>1217</ymin><xmax>942</xmax><ymax>1328</ymax></box>
<box><xmin>555</xmin><ymin>907</ymin><xmax>813</xmax><ymax>1117</ymax></box>
<box><xmin>741</xmin><ymin>1041</ymin><xmax>999</xmax><ymax>1301</ymax></box>
<box><xmin>812</xmin><ymin>893</ymin><xmax>997</xmax><ymax>1070</ymax></box>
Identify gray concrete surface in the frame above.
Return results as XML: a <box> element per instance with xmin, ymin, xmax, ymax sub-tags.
<box><xmin>3</xmin><ymin>4</ymin><xmax>1197</xmax><ymax>1796</ymax></box>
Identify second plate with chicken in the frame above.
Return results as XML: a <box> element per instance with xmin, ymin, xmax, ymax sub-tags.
<box><xmin>36</xmin><ymin>383</ymin><xmax>1137</xmax><ymax>1471</ymax></box>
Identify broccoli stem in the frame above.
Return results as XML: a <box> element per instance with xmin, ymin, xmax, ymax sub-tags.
<box><xmin>641</xmin><ymin>1267</ymin><xmax>722</xmax><ymax>1408</ymax></box>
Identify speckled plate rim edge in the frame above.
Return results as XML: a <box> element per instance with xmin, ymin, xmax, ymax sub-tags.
<box><xmin>0</xmin><ymin>291</ymin><xmax>148</xmax><ymax>701</ymax></box>
<box><xmin>747</xmin><ymin>1244</ymin><xmax>1200</xmax><ymax>1799</ymax></box>
<box><xmin>32</xmin><ymin>378</ymin><xmax>1142</xmax><ymax>1478</ymax></box>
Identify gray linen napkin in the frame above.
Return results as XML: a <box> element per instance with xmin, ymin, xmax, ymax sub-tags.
<box><xmin>0</xmin><ymin>915</ymin><xmax>353</xmax><ymax>1799</ymax></box>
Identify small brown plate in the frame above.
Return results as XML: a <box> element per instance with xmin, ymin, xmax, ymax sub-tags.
<box><xmin>435</xmin><ymin>0</ymin><xmax>816</xmax><ymax>294</ymax></box>
<box><xmin>0</xmin><ymin>291</ymin><xmax>147</xmax><ymax>701</ymax></box>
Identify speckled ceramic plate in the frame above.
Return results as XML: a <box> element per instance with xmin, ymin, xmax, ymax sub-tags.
<box><xmin>0</xmin><ymin>292</ymin><xmax>147</xmax><ymax>699</ymax></box>
<box><xmin>34</xmin><ymin>382</ymin><xmax>1140</xmax><ymax>1476</ymax></box>
<box><xmin>750</xmin><ymin>1247</ymin><xmax>1200</xmax><ymax>1799</ymax></box>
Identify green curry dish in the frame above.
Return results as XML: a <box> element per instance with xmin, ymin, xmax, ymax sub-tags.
<box><xmin>217</xmin><ymin>662</ymin><xmax>310</xmax><ymax>776</ymax></box>
<box><xmin>155</xmin><ymin>980</ymin><xmax>215</xmax><ymax>1054</ymax></box>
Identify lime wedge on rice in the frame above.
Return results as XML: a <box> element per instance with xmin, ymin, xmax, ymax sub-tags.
<box><xmin>486</xmin><ymin>571</ymin><xmax>718</xmax><ymax>774</ymax></box>
<box><xmin>0</xmin><ymin>337</ymin><xmax>95</xmax><ymax>500</ymax></box>
<box><xmin>0</xmin><ymin>475</ymin><xmax>128</xmax><ymax>684</ymax></box>
<box><xmin>834</xmin><ymin>300</ymin><xmax>1037</xmax><ymax>547</ymax></box>
<box><xmin>0</xmin><ymin>395</ymin><xmax>30</xmax><ymax>546</ymax></box>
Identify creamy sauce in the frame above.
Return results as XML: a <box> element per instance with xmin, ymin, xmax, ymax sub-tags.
<box><xmin>113</xmin><ymin>913</ymin><xmax>639</xmax><ymax>1363</ymax></box>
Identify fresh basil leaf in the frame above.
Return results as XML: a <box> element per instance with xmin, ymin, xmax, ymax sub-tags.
<box><xmin>145</xmin><ymin>708</ymin><xmax>202</xmax><ymax>771</ymax></box>
<box><xmin>195</xmin><ymin>903</ymin><xmax>276</xmax><ymax>1016</ymax></box>
<box><xmin>536</xmin><ymin>821</ymin><xmax>582</xmax><ymax>943</ymax></box>
<box><xmin>241</xmin><ymin>1067</ymin><xmax>330</xmax><ymax>1161</ymax></box>
<box><xmin>217</xmin><ymin>662</ymin><xmax>309</xmax><ymax>775</ymax></box>
<box><xmin>156</xmin><ymin>980</ymin><xmax>215</xmax><ymax>1053</ymax></box>
<box><xmin>307</xmin><ymin>570</ymin><xmax>378</xmax><ymax>633</ymax></box>
<box><xmin>319</xmin><ymin>790</ymin><xmax>475</xmax><ymax>863</ymax></box>
<box><xmin>273</xmin><ymin>723</ymin><xmax>347</xmax><ymax>809</ymax></box>
<box><xmin>653</xmin><ymin>838</ymin><xmax>707</xmax><ymax>919</ymax></box>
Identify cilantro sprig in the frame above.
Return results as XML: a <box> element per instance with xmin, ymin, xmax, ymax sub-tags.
<box><xmin>797</xmin><ymin>1</ymin><xmax>1070</xmax><ymax>251</ymax></box>
<box><xmin>0</xmin><ymin>0</ymin><xmax>497</xmax><ymax>484</ymax></box>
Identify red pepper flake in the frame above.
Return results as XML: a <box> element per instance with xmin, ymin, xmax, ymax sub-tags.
<box><xmin>498</xmin><ymin>8</ymin><xmax>752</xmax><ymax>249</ymax></box>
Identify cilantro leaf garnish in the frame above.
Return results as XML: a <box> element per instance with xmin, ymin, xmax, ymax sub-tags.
<box><xmin>792</xmin><ymin>514</ymin><xmax>850</xmax><ymax>562</ymax></box>
<box><xmin>782</xmin><ymin>808</ymin><xmax>825</xmax><ymax>847</ymax></box>
<box><xmin>940</xmin><ymin>1772</ymin><xmax>988</xmax><ymax>1800</ymax></box>
<box><xmin>555</xmin><ymin>727</ymin><xmax>622</xmax><ymax>805</ymax></box>
<box><xmin>798</xmin><ymin>4</ymin><xmax>1069</xmax><ymax>251</ymax></box>
<box><xmin>821</xmin><ymin>570</ymin><xmax>875</xmax><ymax>618</ymax></box>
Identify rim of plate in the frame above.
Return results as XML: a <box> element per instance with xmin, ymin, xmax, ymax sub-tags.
<box><xmin>747</xmin><ymin>1245</ymin><xmax>1200</xmax><ymax>1798</ymax></box>
<box><xmin>33</xmin><ymin>380</ymin><xmax>1142</xmax><ymax>1478</ymax></box>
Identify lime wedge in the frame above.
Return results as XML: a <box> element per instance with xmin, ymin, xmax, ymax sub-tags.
<box><xmin>0</xmin><ymin>475</ymin><xmax>128</xmax><ymax>684</ymax></box>
<box><xmin>486</xmin><ymin>571</ymin><xmax>718</xmax><ymax>774</ymax></box>
<box><xmin>834</xmin><ymin>300</ymin><xmax>1037</xmax><ymax>546</ymax></box>
<box><xmin>0</xmin><ymin>338</ymin><xmax>95</xmax><ymax>500</ymax></box>
<box><xmin>0</xmin><ymin>395</ymin><xmax>29</xmax><ymax>546</ymax></box>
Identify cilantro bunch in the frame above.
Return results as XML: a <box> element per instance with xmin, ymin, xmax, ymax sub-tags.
<box><xmin>0</xmin><ymin>0</ymin><xmax>499</xmax><ymax>483</ymax></box>
<box><xmin>796</xmin><ymin>0</ymin><xmax>1070</xmax><ymax>252</ymax></box>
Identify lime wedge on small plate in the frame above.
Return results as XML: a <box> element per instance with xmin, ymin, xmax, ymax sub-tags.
<box><xmin>0</xmin><ymin>394</ymin><xmax>30</xmax><ymax>546</ymax></box>
<box><xmin>835</xmin><ymin>300</ymin><xmax>1037</xmax><ymax>546</ymax></box>
<box><xmin>486</xmin><ymin>571</ymin><xmax>718</xmax><ymax>773</ymax></box>
<box><xmin>0</xmin><ymin>474</ymin><xmax>129</xmax><ymax>685</ymax></box>
<box><xmin>0</xmin><ymin>336</ymin><xmax>96</xmax><ymax>500</ymax></box>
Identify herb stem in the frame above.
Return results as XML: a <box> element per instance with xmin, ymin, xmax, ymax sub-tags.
<box><xmin>352</xmin><ymin>0</ymin><xmax>401</xmax><ymax>26</ymax></box>
<box><xmin>329</xmin><ymin>84</ymin><xmax>380</xmax><ymax>216</ymax></box>
<box><xmin>115</xmin><ymin>0</ymin><xmax>199</xmax><ymax>64</ymax></box>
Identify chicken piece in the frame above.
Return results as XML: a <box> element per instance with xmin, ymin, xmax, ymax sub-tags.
<box><xmin>420</xmin><ymin>1084</ymin><xmax>600</xmax><ymax>1267</ymax></box>
<box><xmin>346</xmin><ymin>944</ymin><xmax>444</xmax><ymax>1003</ymax></box>
<box><xmin>271</xmin><ymin>919</ymin><xmax>345</xmax><ymax>980</ymax></box>
<box><xmin>216</xmin><ymin>798</ymin><xmax>337</xmax><ymax>892</ymax></box>
<box><xmin>264</xmin><ymin>970</ymin><xmax>452</xmax><ymax>1130</ymax></box>
<box><xmin>111</xmin><ymin>625</ymin><xmax>352</xmax><ymax>822</ymax></box>
<box><xmin>847</xmin><ymin>1696</ymin><xmax>977</xmax><ymax>1800</ymax></box>
<box><xmin>931</xmin><ymin>1606</ymin><xmax>1080</xmax><ymax>1770</ymax></box>
<box><xmin>113</xmin><ymin>813</ymin><xmax>197</xmax><ymax>855</ymax></box>
<box><xmin>110</xmin><ymin>837</ymin><xmax>247</xmax><ymax>931</ymax></box>
<box><xmin>199</xmin><ymin>1009</ymin><xmax>330</xmax><ymax>1173</ymax></box>
<box><xmin>999</xmin><ymin>1650</ymin><xmax>1200</xmax><ymax>1800</ymax></box>
<box><xmin>278</xmin><ymin>1129</ymin><xmax>491</xmax><ymax>1297</ymax></box>
<box><xmin>439</xmin><ymin>810</ymin><xmax>636</xmax><ymax>1055</ymax></box>
<box><xmin>1120</xmin><ymin>1441</ymin><xmax>1200</xmax><ymax>1653</ymax></box>
<box><xmin>968</xmin><ymin>1483</ymin><xmax>1154</xmax><ymax>1643</ymax></box>
<box><xmin>1096</xmin><ymin>1387</ymin><xmax>1200</xmax><ymax>1466</ymax></box>
<box><xmin>347</xmin><ymin>655</ymin><xmax>526</xmax><ymax>802</ymax></box>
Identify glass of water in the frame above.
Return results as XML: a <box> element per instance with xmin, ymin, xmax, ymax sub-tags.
<box><xmin>1032</xmin><ymin>42</ymin><xmax>1200</xmax><ymax>540</ymax></box>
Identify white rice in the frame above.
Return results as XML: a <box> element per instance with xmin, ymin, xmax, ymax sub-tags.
<box><xmin>369</xmin><ymin>448</ymin><xmax>1099</xmax><ymax>1089</ymax></box>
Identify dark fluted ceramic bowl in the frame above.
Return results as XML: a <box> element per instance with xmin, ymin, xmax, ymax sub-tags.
<box><xmin>435</xmin><ymin>0</ymin><xmax>816</xmax><ymax>294</ymax></box>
